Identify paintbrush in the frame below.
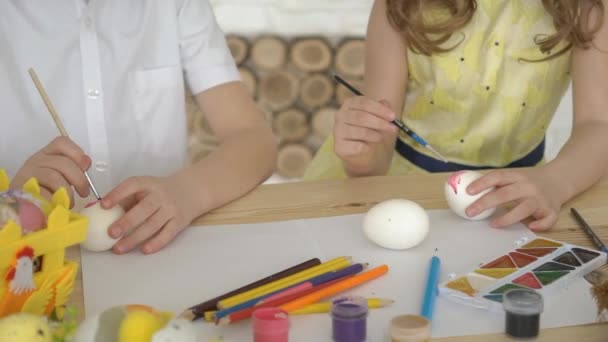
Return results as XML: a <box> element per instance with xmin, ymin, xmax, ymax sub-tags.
<box><xmin>28</xmin><ymin>68</ymin><xmax>102</xmax><ymax>200</ymax></box>
<box><xmin>333</xmin><ymin>74</ymin><xmax>448</xmax><ymax>163</ymax></box>
<box><xmin>570</xmin><ymin>208</ymin><xmax>608</xmax><ymax>254</ymax></box>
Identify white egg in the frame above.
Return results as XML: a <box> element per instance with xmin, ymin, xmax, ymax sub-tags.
<box><xmin>444</xmin><ymin>170</ymin><xmax>496</xmax><ymax>220</ymax></box>
<box><xmin>362</xmin><ymin>199</ymin><xmax>429</xmax><ymax>250</ymax></box>
<box><xmin>80</xmin><ymin>202</ymin><xmax>125</xmax><ymax>252</ymax></box>
<box><xmin>152</xmin><ymin>318</ymin><xmax>197</xmax><ymax>342</ymax></box>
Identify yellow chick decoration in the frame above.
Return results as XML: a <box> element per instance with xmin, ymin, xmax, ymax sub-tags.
<box><xmin>118</xmin><ymin>305</ymin><xmax>173</xmax><ymax>342</ymax></box>
<box><xmin>0</xmin><ymin>312</ymin><xmax>52</xmax><ymax>342</ymax></box>
<box><xmin>73</xmin><ymin>304</ymin><xmax>175</xmax><ymax>342</ymax></box>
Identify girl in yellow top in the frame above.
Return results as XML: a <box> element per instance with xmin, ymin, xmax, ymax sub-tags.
<box><xmin>304</xmin><ymin>0</ymin><xmax>608</xmax><ymax>231</ymax></box>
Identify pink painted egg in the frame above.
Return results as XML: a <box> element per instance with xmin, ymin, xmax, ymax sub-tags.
<box><xmin>0</xmin><ymin>190</ymin><xmax>46</xmax><ymax>233</ymax></box>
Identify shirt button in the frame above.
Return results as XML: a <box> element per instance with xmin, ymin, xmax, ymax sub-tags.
<box><xmin>95</xmin><ymin>161</ymin><xmax>108</xmax><ymax>172</ymax></box>
<box><xmin>84</xmin><ymin>16</ymin><xmax>92</xmax><ymax>27</ymax></box>
<box><xmin>87</xmin><ymin>89</ymin><xmax>100</xmax><ymax>100</ymax></box>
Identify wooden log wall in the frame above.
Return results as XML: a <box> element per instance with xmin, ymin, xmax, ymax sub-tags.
<box><xmin>186</xmin><ymin>35</ymin><xmax>365</xmax><ymax>179</ymax></box>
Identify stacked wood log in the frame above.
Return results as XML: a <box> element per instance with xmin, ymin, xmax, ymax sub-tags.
<box><xmin>186</xmin><ymin>35</ymin><xmax>365</xmax><ymax>179</ymax></box>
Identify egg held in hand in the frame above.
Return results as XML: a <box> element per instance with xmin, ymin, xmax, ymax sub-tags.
<box><xmin>363</xmin><ymin>199</ymin><xmax>430</xmax><ymax>250</ymax></box>
<box><xmin>444</xmin><ymin>170</ymin><xmax>496</xmax><ymax>220</ymax></box>
<box><xmin>80</xmin><ymin>202</ymin><xmax>125</xmax><ymax>252</ymax></box>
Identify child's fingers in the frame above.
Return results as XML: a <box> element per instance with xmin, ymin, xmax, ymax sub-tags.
<box><xmin>345</xmin><ymin>96</ymin><xmax>396</xmax><ymax>122</ymax></box>
<box><xmin>36</xmin><ymin>168</ymin><xmax>73</xmax><ymax>202</ymax></box>
<box><xmin>334</xmin><ymin>140</ymin><xmax>370</xmax><ymax>158</ymax></box>
<box><xmin>142</xmin><ymin>219</ymin><xmax>181</xmax><ymax>254</ymax></box>
<box><xmin>528</xmin><ymin>208</ymin><xmax>557</xmax><ymax>231</ymax></box>
<box><xmin>340</xmin><ymin>110</ymin><xmax>397</xmax><ymax>132</ymax></box>
<box><xmin>43</xmin><ymin>136</ymin><xmax>91</xmax><ymax>171</ymax></box>
<box><xmin>490</xmin><ymin>199</ymin><xmax>536</xmax><ymax>228</ymax></box>
<box><xmin>467</xmin><ymin>170</ymin><xmax>525</xmax><ymax>195</ymax></box>
<box><xmin>466</xmin><ymin>183</ymin><xmax>526</xmax><ymax>217</ymax></box>
<box><xmin>113</xmin><ymin>208</ymin><xmax>170</xmax><ymax>254</ymax></box>
<box><xmin>39</xmin><ymin>154</ymin><xmax>90</xmax><ymax>198</ymax></box>
<box><xmin>109</xmin><ymin>196</ymin><xmax>158</xmax><ymax>238</ymax></box>
<box><xmin>101</xmin><ymin>176</ymin><xmax>148</xmax><ymax>209</ymax></box>
<box><xmin>338</xmin><ymin>124</ymin><xmax>383</xmax><ymax>143</ymax></box>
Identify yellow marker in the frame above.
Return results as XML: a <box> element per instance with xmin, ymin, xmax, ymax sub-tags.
<box><xmin>217</xmin><ymin>256</ymin><xmax>352</xmax><ymax>309</ymax></box>
<box><xmin>290</xmin><ymin>298</ymin><xmax>394</xmax><ymax>315</ymax></box>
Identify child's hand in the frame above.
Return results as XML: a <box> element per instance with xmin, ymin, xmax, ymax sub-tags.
<box><xmin>100</xmin><ymin>175</ymin><xmax>197</xmax><ymax>254</ymax></box>
<box><xmin>465</xmin><ymin>167</ymin><xmax>566</xmax><ymax>230</ymax></box>
<box><xmin>11</xmin><ymin>137</ymin><xmax>91</xmax><ymax>205</ymax></box>
<box><xmin>334</xmin><ymin>96</ymin><xmax>399</xmax><ymax>174</ymax></box>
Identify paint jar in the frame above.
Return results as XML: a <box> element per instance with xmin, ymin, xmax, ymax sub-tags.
<box><xmin>331</xmin><ymin>296</ymin><xmax>369</xmax><ymax>342</ymax></box>
<box><xmin>503</xmin><ymin>288</ymin><xmax>543</xmax><ymax>339</ymax></box>
<box><xmin>252</xmin><ymin>307</ymin><xmax>290</xmax><ymax>342</ymax></box>
<box><xmin>388</xmin><ymin>314</ymin><xmax>431</xmax><ymax>342</ymax></box>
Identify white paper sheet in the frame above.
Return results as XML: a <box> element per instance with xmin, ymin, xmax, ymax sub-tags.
<box><xmin>80</xmin><ymin>209</ymin><xmax>600</xmax><ymax>341</ymax></box>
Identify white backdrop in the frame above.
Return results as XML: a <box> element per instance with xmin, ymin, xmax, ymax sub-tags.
<box><xmin>209</xmin><ymin>0</ymin><xmax>573</xmax><ymax>166</ymax></box>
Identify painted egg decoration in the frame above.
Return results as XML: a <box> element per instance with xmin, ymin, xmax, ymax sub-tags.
<box><xmin>362</xmin><ymin>199</ymin><xmax>430</xmax><ymax>250</ymax></box>
<box><xmin>0</xmin><ymin>190</ymin><xmax>46</xmax><ymax>234</ymax></box>
<box><xmin>444</xmin><ymin>170</ymin><xmax>496</xmax><ymax>220</ymax></box>
<box><xmin>72</xmin><ymin>304</ymin><xmax>195</xmax><ymax>342</ymax></box>
<box><xmin>80</xmin><ymin>201</ymin><xmax>125</xmax><ymax>252</ymax></box>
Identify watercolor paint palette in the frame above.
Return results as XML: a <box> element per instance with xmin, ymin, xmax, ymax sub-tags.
<box><xmin>439</xmin><ymin>237</ymin><xmax>606</xmax><ymax>310</ymax></box>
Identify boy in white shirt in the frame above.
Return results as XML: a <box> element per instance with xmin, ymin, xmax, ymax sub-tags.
<box><xmin>2</xmin><ymin>0</ymin><xmax>277</xmax><ymax>254</ymax></box>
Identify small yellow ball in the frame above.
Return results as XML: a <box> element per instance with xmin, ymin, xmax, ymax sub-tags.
<box><xmin>0</xmin><ymin>313</ymin><xmax>52</xmax><ymax>342</ymax></box>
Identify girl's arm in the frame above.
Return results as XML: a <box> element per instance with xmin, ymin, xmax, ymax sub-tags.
<box><xmin>467</xmin><ymin>0</ymin><xmax>608</xmax><ymax>230</ymax></box>
<box><xmin>543</xmin><ymin>0</ymin><xmax>608</xmax><ymax>202</ymax></box>
<box><xmin>339</xmin><ymin>0</ymin><xmax>409</xmax><ymax>176</ymax></box>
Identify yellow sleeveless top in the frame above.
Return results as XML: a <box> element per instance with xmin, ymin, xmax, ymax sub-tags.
<box><xmin>304</xmin><ymin>0</ymin><xmax>572</xmax><ymax>181</ymax></box>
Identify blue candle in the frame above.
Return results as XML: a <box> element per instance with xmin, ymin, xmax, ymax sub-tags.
<box><xmin>421</xmin><ymin>256</ymin><xmax>441</xmax><ymax>321</ymax></box>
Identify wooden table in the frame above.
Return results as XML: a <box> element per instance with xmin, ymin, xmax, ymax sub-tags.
<box><xmin>67</xmin><ymin>172</ymin><xmax>608</xmax><ymax>341</ymax></box>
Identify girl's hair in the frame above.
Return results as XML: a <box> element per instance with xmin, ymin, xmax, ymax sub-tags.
<box><xmin>386</xmin><ymin>0</ymin><xmax>604</xmax><ymax>59</ymax></box>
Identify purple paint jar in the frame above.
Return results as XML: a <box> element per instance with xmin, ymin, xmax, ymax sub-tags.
<box><xmin>331</xmin><ymin>296</ymin><xmax>369</xmax><ymax>342</ymax></box>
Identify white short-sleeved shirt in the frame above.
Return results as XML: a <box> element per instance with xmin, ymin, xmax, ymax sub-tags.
<box><xmin>0</xmin><ymin>0</ymin><xmax>239</xmax><ymax>194</ymax></box>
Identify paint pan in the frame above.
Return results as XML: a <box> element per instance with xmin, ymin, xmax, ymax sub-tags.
<box><xmin>439</xmin><ymin>237</ymin><xmax>606</xmax><ymax>310</ymax></box>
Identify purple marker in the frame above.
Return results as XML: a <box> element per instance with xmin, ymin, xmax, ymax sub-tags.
<box><xmin>331</xmin><ymin>296</ymin><xmax>369</xmax><ymax>342</ymax></box>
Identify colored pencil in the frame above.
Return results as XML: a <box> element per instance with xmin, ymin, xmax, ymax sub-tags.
<box><xmin>217</xmin><ymin>276</ymin><xmax>354</xmax><ymax>325</ymax></box>
<box><xmin>207</xmin><ymin>297</ymin><xmax>394</xmax><ymax>321</ymax></box>
<box><xmin>279</xmin><ymin>265</ymin><xmax>389</xmax><ymax>312</ymax></box>
<box><xmin>217</xmin><ymin>256</ymin><xmax>352</xmax><ymax>309</ymax></box>
<box><xmin>256</xmin><ymin>263</ymin><xmax>368</xmax><ymax>306</ymax></box>
<box><xmin>180</xmin><ymin>257</ymin><xmax>321</xmax><ymax>320</ymax></box>
<box><xmin>290</xmin><ymin>298</ymin><xmax>394</xmax><ymax>315</ymax></box>
<box><xmin>571</xmin><ymin>208</ymin><xmax>608</xmax><ymax>254</ymax></box>
<box><xmin>333</xmin><ymin>74</ymin><xmax>448</xmax><ymax>163</ymax></box>
<box><xmin>421</xmin><ymin>255</ymin><xmax>441</xmax><ymax>321</ymax></box>
<box><xmin>213</xmin><ymin>263</ymin><xmax>367</xmax><ymax>320</ymax></box>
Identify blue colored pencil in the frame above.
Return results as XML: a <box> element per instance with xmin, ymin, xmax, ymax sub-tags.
<box><xmin>421</xmin><ymin>256</ymin><xmax>441</xmax><ymax>321</ymax></box>
<box><xmin>213</xmin><ymin>263</ymin><xmax>366</xmax><ymax>320</ymax></box>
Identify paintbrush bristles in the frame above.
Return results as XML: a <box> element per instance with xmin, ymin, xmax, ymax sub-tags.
<box><xmin>591</xmin><ymin>282</ymin><xmax>608</xmax><ymax>321</ymax></box>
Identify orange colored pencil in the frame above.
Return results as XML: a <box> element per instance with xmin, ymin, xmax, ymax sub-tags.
<box><xmin>279</xmin><ymin>265</ymin><xmax>389</xmax><ymax>312</ymax></box>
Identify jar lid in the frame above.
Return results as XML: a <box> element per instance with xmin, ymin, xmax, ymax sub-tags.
<box><xmin>331</xmin><ymin>296</ymin><xmax>369</xmax><ymax>320</ymax></box>
<box><xmin>503</xmin><ymin>288</ymin><xmax>543</xmax><ymax>315</ymax></box>
<box><xmin>389</xmin><ymin>314</ymin><xmax>431</xmax><ymax>337</ymax></box>
<box><xmin>252</xmin><ymin>307</ymin><xmax>289</xmax><ymax>334</ymax></box>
